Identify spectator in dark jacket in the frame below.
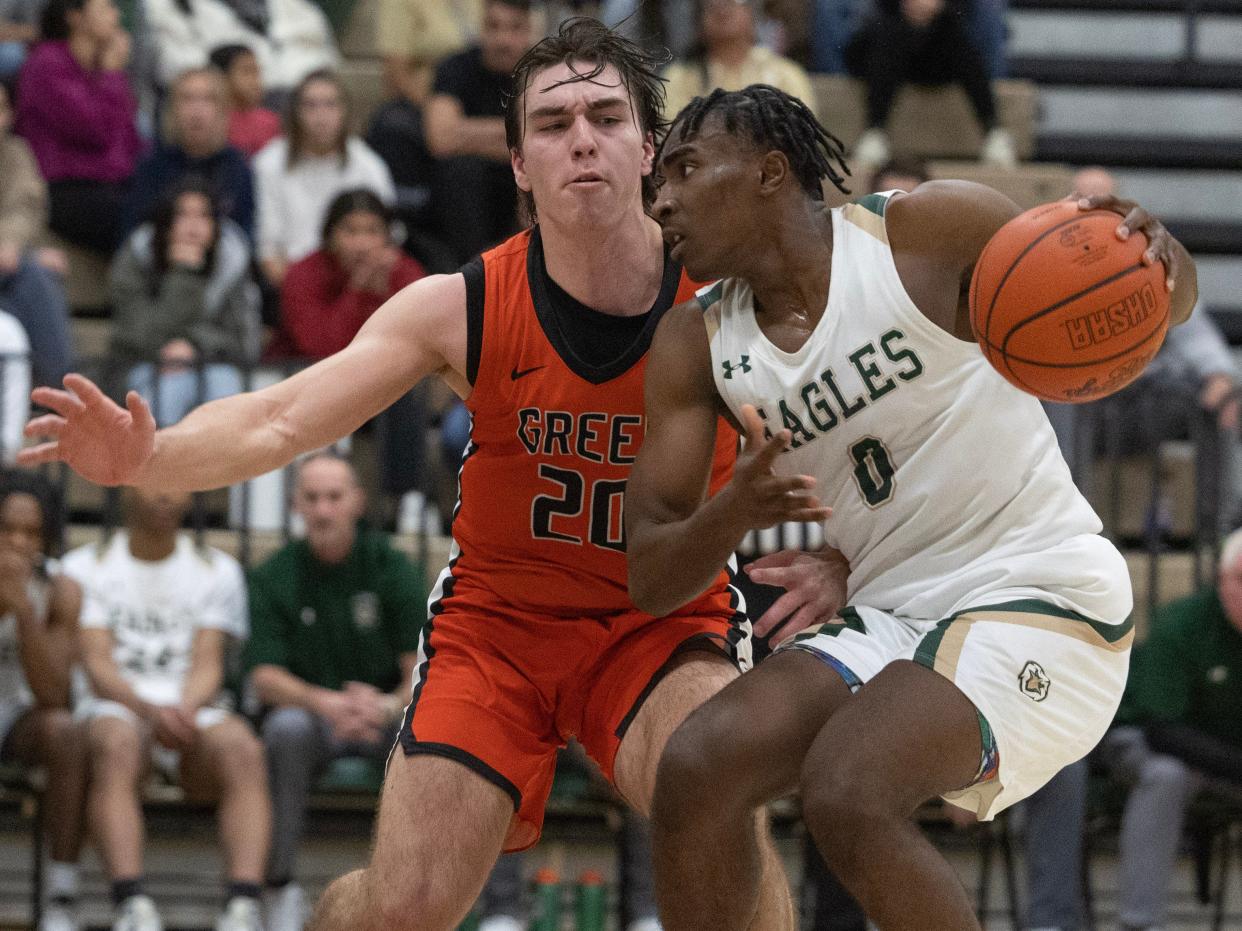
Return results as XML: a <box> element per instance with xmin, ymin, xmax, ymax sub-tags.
<box><xmin>123</xmin><ymin>67</ymin><xmax>256</xmax><ymax>239</ymax></box>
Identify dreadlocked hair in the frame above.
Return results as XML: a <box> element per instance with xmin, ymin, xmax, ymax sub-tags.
<box><xmin>505</xmin><ymin>17</ymin><xmax>671</xmax><ymax>223</ymax></box>
<box><xmin>663</xmin><ymin>84</ymin><xmax>851</xmax><ymax>200</ymax></box>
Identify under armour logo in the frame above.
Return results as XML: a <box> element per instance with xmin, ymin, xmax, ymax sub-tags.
<box><xmin>722</xmin><ymin>355</ymin><xmax>752</xmax><ymax>379</ymax></box>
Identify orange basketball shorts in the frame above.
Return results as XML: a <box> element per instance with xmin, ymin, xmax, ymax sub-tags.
<box><xmin>398</xmin><ymin>604</ymin><xmax>748</xmax><ymax>851</ymax></box>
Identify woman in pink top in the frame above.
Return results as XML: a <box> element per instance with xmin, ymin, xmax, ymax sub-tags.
<box><xmin>14</xmin><ymin>0</ymin><xmax>142</xmax><ymax>256</ymax></box>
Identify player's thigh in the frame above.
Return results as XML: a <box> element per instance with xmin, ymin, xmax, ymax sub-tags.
<box><xmin>800</xmin><ymin>659</ymin><xmax>982</xmax><ymax>818</ymax></box>
<box><xmin>84</xmin><ymin>709</ymin><xmax>150</xmax><ymax>779</ymax></box>
<box><xmin>365</xmin><ymin>751</ymin><xmax>513</xmax><ymax>914</ymax></box>
<box><xmin>617</xmin><ymin>649</ymin><xmax>852</xmax><ymax>814</ymax></box>
<box><xmin>179</xmin><ymin>713</ymin><xmax>264</xmax><ymax>801</ymax></box>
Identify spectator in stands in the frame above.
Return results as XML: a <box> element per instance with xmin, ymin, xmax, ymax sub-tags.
<box><xmin>662</xmin><ymin>0</ymin><xmax>818</xmax><ymax>123</ymax></box>
<box><xmin>0</xmin><ymin>0</ymin><xmax>41</xmax><ymax>78</ymax></box>
<box><xmin>844</xmin><ymin>0</ymin><xmax>1015</xmax><ymax>169</ymax></box>
<box><xmin>0</xmin><ymin>471</ymin><xmax>88</xmax><ymax>931</ymax></box>
<box><xmin>14</xmin><ymin>0</ymin><xmax>143</xmax><ymax>257</ymax></box>
<box><xmin>244</xmin><ymin>452</ymin><xmax>426</xmax><ymax>931</ymax></box>
<box><xmin>253</xmin><ymin>69</ymin><xmax>395</xmax><ymax>287</ymax></box>
<box><xmin>276</xmin><ymin>188</ymin><xmax>425</xmax><ymax>358</ymax></box>
<box><xmin>62</xmin><ymin>486</ymin><xmax>269</xmax><ymax>931</ymax></box>
<box><xmin>0</xmin><ymin>80</ymin><xmax>73</xmax><ymax>389</ymax></box>
<box><xmin>143</xmin><ymin>0</ymin><xmax>338</xmax><ymax>101</ymax></box>
<box><xmin>209</xmin><ymin>44</ymin><xmax>282</xmax><ymax>159</ymax></box>
<box><xmin>109</xmin><ymin>178</ymin><xmax>261</xmax><ymax>427</ymax></box>
<box><xmin>1095</xmin><ymin>526</ymin><xmax>1242</xmax><ymax>931</ymax></box>
<box><xmin>123</xmin><ymin>67</ymin><xmax>255</xmax><ymax>239</ymax></box>
<box><xmin>870</xmin><ymin>155</ymin><xmax>929</xmax><ymax>193</ymax></box>
<box><xmin>424</xmin><ymin>0</ymin><xmax>533</xmax><ymax>263</ymax></box>
<box><xmin>375</xmin><ymin>0</ymin><xmax>480</xmax><ymax>107</ymax></box>
<box><xmin>1066</xmin><ymin>168</ymin><xmax>1241</xmax><ymax>532</ymax></box>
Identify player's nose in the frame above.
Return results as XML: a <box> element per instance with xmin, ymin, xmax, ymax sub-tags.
<box><xmin>568</xmin><ymin>116</ymin><xmax>597</xmax><ymax>157</ymax></box>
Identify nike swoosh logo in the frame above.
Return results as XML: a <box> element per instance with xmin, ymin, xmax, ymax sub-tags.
<box><xmin>511</xmin><ymin>365</ymin><xmax>545</xmax><ymax>381</ymax></box>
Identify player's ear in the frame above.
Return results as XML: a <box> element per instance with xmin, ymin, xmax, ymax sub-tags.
<box><xmin>758</xmin><ymin>150</ymin><xmax>790</xmax><ymax>196</ymax></box>
<box><xmin>640</xmin><ymin>130</ymin><xmax>656</xmax><ymax>177</ymax></box>
<box><xmin>511</xmin><ymin>148</ymin><xmax>532</xmax><ymax>193</ymax></box>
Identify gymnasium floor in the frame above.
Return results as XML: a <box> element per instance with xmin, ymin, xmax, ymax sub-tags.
<box><xmin>0</xmin><ymin>810</ymin><xmax>1238</xmax><ymax>930</ymax></box>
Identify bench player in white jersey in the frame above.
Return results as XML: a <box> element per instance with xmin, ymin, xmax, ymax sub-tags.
<box><xmin>62</xmin><ymin>487</ymin><xmax>270</xmax><ymax>931</ymax></box>
<box><xmin>625</xmin><ymin>85</ymin><xmax>1199</xmax><ymax>931</ymax></box>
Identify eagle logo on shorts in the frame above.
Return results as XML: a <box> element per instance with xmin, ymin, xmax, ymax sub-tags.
<box><xmin>1018</xmin><ymin>660</ymin><xmax>1051</xmax><ymax>702</ymax></box>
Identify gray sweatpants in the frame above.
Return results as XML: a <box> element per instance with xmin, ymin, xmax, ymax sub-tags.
<box><xmin>1098</xmin><ymin>726</ymin><xmax>1203</xmax><ymax>930</ymax></box>
<box><xmin>1022</xmin><ymin>757</ymin><xmax>1089</xmax><ymax>930</ymax></box>
<box><xmin>262</xmin><ymin>705</ymin><xmax>526</xmax><ymax>916</ymax></box>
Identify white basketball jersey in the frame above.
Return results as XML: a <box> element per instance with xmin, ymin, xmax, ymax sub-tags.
<box><xmin>703</xmin><ymin>193</ymin><xmax>1132</xmax><ymax>623</ymax></box>
<box><xmin>62</xmin><ymin>533</ymin><xmax>247</xmax><ymax>706</ymax></box>
<box><xmin>0</xmin><ymin>575</ymin><xmax>50</xmax><ymax>710</ymax></box>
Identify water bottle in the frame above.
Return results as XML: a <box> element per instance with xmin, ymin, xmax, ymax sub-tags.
<box><xmin>530</xmin><ymin>867</ymin><xmax>562</xmax><ymax>931</ymax></box>
<box><xmin>573</xmin><ymin>870</ymin><xmax>607</xmax><ymax>931</ymax></box>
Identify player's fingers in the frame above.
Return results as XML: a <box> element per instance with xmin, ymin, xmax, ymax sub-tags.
<box><xmin>749</xmin><ymin>430</ymin><xmax>791</xmax><ymax>474</ymax></box>
<box><xmin>1116</xmin><ymin>206</ymin><xmax>1151</xmax><ymax>241</ymax></box>
<box><xmin>739</xmin><ymin>404</ymin><xmax>767</xmax><ymax>448</ymax></box>
<box><xmin>126</xmin><ymin>391</ymin><xmax>156</xmax><ymax>433</ymax></box>
<box><xmin>15</xmin><ymin>442</ymin><xmax>62</xmax><ymax>467</ymax></box>
<box><xmin>767</xmin><ymin>608</ymin><xmax>825</xmax><ymax>646</ymax></box>
<box><xmin>30</xmin><ymin>386</ymin><xmax>86</xmax><ymax>418</ymax></box>
<box><xmin>744</xmin><ymin>550</ymin><xmax>804</xmax><ymax>575</ymax></box>
<box><xmin>63</xmin><ymin>373</ymin><xmax>114</xmax><ymax>411</ymax></box>
<box><xmin>24</xmin><ymin>414</ymin><xmax>66</xmax><ymax>438</ymax></box>
<box><xmin>752</xmin><ymin>588</ymin><xmax>811</xmax><ymax>637</ymax></box>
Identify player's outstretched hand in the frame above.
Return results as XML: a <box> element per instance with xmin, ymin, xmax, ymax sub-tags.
<box><xmin>19</xmin><ymin>374</ymin><xmax>156</xmax><ymax>486</ymax></box>
<box><xmin>726</xmin><ymin>404</ymin><xmax>832</xmax><ymax>531</ymax></box>
<box><xmin>1073</xmin><ymin>193</ymin><xmax>1181</xmax><ymax>293</ymax></box>
<box><xmin>745</xmin><ymin>546</ymin><xmax>850</xmax><ymax>644</ymax></box>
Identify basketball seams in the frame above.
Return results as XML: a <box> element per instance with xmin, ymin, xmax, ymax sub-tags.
<box><xmin>1002</xmin><ymin>321</ymin><xmax>1167</xmax><ymax>400</ymax></box>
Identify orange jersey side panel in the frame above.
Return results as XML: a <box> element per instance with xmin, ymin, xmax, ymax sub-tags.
<box><xmin>446</xmin><ymin>231</ymin><xmax>737</xmax><ymax>618</ymax></box>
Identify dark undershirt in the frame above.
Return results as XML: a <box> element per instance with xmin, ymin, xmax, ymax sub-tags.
<box><xmin>541</xmin><ymin>269</ymin><xmax>651</xmax><ymax>369</ymax></box>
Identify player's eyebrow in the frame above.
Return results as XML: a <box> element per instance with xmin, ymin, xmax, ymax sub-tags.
<box><xmin>657</xmin><ymin>141</ymin><xmax>697</xmax><ymax>170</ymax></box>
<box><xmin>527</xmin><ymin>96</ymin><xmax>630</xmax><ymax>122</ymax></box>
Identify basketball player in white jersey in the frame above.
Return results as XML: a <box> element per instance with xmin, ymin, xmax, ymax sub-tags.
<box><xmin>625</xmin><ymin>85</ymin><xmax>1198</xmax><ymax>931</ymax></box>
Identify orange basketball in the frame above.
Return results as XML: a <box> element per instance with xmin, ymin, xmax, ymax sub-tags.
<box><xmin>969</xmin><ymin>200</ymin><xmax>1170</xmax><ymax>403</ymax></box>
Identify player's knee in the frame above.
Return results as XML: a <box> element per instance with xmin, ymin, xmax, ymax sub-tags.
<box><xmin>35</xmin><ymin>707</ymin><xmax>75</xmax><ymax>746</ymax></box>
<box><xmin>216</xmin><ymin>724</ymin><xmax>266</xmax><ymax>780</ymax></box>
<box><xmin>90</xmin><ymin>721</ymin><xmax>143</xmax><ymax>775</ymax></box>
<box><xmin>370</xmin><ymin>872</ymin><xmax>461</xmax><ymax>931</ymax></box>
<box><xmin>655</xmin><ymin>705</ymin><xmax>748</xmax><ymax>813</ymax></box>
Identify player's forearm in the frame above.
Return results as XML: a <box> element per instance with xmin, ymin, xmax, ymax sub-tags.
<box><xmin>250</xmin><ymin>664</ymin><xmax>324</xmax><ymax>712</ymax></box>
<box><xmin>16</xmin><ymin>612</ymin><xmax>70</xmax><ymax>707</ymax></box>
<box><xmin>429</xmin><ymin>116</ymin><xmax>509</xmax><ymax>161</ymax></box>
<box><xmin>86</xmin><ymin>660</ymin><xmax>156</xmax><ymax>720</ymax></box>
<box><xmin>179</xmin><ymin>662</ymin><xmax>223</xmax><ymax>712</ymax></box>
<box><xmin>628</xmin><ymin>488</ymin><xmax>750</xmax><ymax>618</ymax></box>
<box><xmin>137</xmin><ymin>389</ymin><xmax>299</xmax><ymax>492</ymax></box>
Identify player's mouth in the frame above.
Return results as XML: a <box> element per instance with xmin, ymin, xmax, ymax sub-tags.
<box><xmin>663</xmin><ymin>229</ymin><xmax>687</xmax><ymax>260</ymax></box>
<box><xmin>569</xmin><ymin>172</ymin><xmax>606</xmax><ymax>187</ymax></box>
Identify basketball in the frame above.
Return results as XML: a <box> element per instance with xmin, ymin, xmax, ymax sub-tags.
<box><xmin>969</xmin><ymin>200</ymin><xmax>1171</xmax><ymax>403</ymax></box>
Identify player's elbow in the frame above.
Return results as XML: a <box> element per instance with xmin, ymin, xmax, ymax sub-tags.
<box><xmin>626</xmin><ymin>542</ymin><xmax>678</xmax><ymax>618</ymax></box>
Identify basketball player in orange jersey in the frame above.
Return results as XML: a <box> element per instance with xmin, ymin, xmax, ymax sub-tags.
<box><xmin>20</xmin><ymin>22</ymin><xmax>803</xmax><ymax>931</ymax></box>
<box><xmin>625</xmin><ymin>85</ymin><xmax>1199</xmax><ymax>931</ymax></box>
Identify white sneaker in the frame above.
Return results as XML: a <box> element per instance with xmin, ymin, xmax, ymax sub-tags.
<box><xmin>38</xmin><ymin>900</ymin><xmax>79</xmax><ymax>931</ymax></box>
<box><xmin>627</xmin><ymin>919</ymin><xmax>662</xmax><ymax>931</ymax></box>
<box><xmin>112</xmin><ymin>895</ymin><xmax>163</xmax><ymax>931</ymax></box>
<box><xmin>478</xmin><ymin>917</ymin><xmax>524</xmax><ymax>931</ymax></box>
<box><xmin>981</xmin><ymin>127</ymin><xmax>1017</xmax><ymax>167</ymax></box>
<box><xmin>217</xmin><ymin>897</ymin><xmax>264</xmax><ymax>931</ymax></box>
<box><xmin>851</xmin><ymin>128</ymin><xmax>890</xmax><ymax>169</ymax></box>
<box><xmin>265</xmin><ymin>883</ymin><xmax>306</xmax><ymax>931</ymax></box>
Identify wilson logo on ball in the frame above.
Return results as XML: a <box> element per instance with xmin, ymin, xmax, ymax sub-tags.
<box><xmin>1062</xmin><ymin>282</ymin><xmax>1161</xmax><ymax>352</ymax></box>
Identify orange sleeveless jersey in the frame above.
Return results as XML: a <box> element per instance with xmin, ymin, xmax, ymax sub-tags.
<box><xmin>445</xmin><ymin>229</ymin><xmax>738</xmax><ymax>619</ymax></box>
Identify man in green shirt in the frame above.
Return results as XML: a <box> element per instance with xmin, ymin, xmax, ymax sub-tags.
<box><xmin>245</xmin><ymin>452</ymin><xmax>425</xmax><ymax>931</ymax></box>
<box><xmin>1098</xmin><ymin>527</ymin><xmax>1242</xmax><ymax>931</ymax></box>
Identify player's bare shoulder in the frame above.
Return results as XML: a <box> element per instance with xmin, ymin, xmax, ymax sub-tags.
<box><xmin>647</xmin><ymin>296</ymin><xmax>722</xmax><ymax>409</ymax></box>
<box><xmin>885</xmin><ymin>180</ymin><xmax>1022</xmax><ymax>268</ymax></box>
<box><xmin>364</xmin><ymin>272</ymin><xmax>471</xmax><ymax>395</ymax></box>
